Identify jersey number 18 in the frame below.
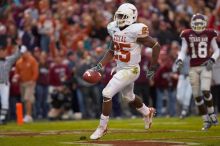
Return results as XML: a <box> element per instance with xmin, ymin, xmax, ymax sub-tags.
<box><xmin>190</xmin><ymin>41</ymin><xmax>208</xmax><ymax>58</ymax></box>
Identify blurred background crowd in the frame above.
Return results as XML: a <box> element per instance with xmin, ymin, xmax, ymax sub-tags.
<box><xmin>0</xmin><ymin>0</ymin><xmax>220</xmax><ymax>122</ymax></box>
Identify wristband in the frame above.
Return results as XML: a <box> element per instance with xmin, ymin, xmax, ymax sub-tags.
<box><xmin>210</xmin><ymin>58</ymin><xmax>215</xmax><ymax>63</ymax></box>
<box><xmin>97</xmin><ymin>63</ymin><xmax>103</xmax><ymax>70</ymax></box>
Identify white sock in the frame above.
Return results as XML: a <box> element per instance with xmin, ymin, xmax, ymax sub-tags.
<box><xmin>207</xmin><ymin>107</ymin><xmax>214</xmax><ymax>114</ymax></box>
<box><xmin>0</xmin><ymin>109</ymin><xmax>7</xmax><ymax>120</ymax></box>
<box><xmin>202</xmin><ymin>114</ymin><xmax>210</xmax><ymax>122</ymax></box>
<box><xmin>99</xmin><ymin>114</ymin><xmax>109</xmax><ymax>128</ymax></box>
<box><xmin>137</xmin><ymin>104</ymin><xmax>149</xmax><ymax>116</ymax></box>
<box><xmin>0</xmin><ymin>115</ymin><xmax>6</xmax><ymax>120</ymax></box>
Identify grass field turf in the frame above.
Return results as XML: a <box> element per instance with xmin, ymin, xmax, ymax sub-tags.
<box><xmin>0</xmin><ymin>116</ymin><xmax>220</xmax><ymax>146</ymax></box>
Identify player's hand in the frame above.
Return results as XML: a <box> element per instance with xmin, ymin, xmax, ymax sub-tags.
<box><xmin>176</xmin><ymin>59</ymin><xmax>183</xmax><ymax>72</ymax></box>
<box><xmin>90</xmin><ymin>63</ymin><xmax>102</xmax><ymax>72</ymax></box>
<box><xmin>18</xmin><ymin>45</ymin><xmax>27</xmax><ymax>53</ymax></box>
<box><xmin>202</xmin><ymin>58</ymin><xmax>215</xmax><ymax>71</ymax></box>
<box><xmin>146</xmin><ymin>64</ymin><xmax>159</xmax><ymax>80</ymax></box>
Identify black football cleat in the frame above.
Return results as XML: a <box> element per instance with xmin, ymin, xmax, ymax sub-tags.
<box><xmin>0</xmin><ymin>119</ymin><xmax>7</xmax><ymax>125</ymax></box>
<box><xmin>201</xmin><ymin>120</ymin><xmax>212</xmax><ymax>131</ymax></box>
<box><xmin>209</xmin><ymin>113</ymin><xmax>219</xmax><ymax>126</ymax></box>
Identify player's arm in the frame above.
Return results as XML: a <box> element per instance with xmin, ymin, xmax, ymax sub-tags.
<box><xmin>137</xmin><ymin>36</ymin><xmax>160</xmax><ymax>79</ymax></box>
<box><xmin>7</xmin><ymin>45</ymin><xmax>27</xmax><ymax>67</ymax></box>
<box><xmin>176</xmin><ymin>38</ymin><xmax>188</xmax><ymax>72</ymax></box>
<box><xmin>203</xmin><ymin>37</ymin><xmax>220</xmax><ymax>71</ymax></box>
<box><xmin>177</xmin><ymin>38</ymin><xmax>188</xmax><ymax>61</ymax></box>
<box><xmin>210</xmin><ymin>37</ymin><xmax>220</xmax><ymax>61</ymax></box>
<box><xmin>92</xmin><ymin>41</ymin><xmax>114</xmax><ymax>71</ymax></box>
<box><xmin>137</xmin><ymin>36</ymin><xmax>160</xmax><ymax>66</ymax></box>
<box><xmin>99</xmin><ymin>41</ymin><xmax>114</xmax><ymax>67</ymax></box>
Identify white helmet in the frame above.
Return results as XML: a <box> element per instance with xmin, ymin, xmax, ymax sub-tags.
<box><xmin>114</xmin><ymin>3</ymin><xmax>138</xmax><ymax>28</ymax></box>
<box><xmin>190</xmin><ymin>13</ymin><xmax>207</xmax><ymax>33</ymax></box>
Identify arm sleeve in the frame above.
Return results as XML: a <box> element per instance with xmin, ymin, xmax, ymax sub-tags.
<box><xmin>211</xmin><ymin>37</ymin><xmax>220</xmax><ymax>61</ymax></box>
<box><xmin>7</xmin><ymin>45</ymin><xmax>27</xmax><ymax>67</ymax></box>
<box><xmin>107</xmin><ymin>22</ymin><xmax>116</xmax><ymax>37</ymax></box>
<box><xmin>177</xmin><ymin>38</ymin><xmax>188</xmax><ymax>61</ymax></box>
<box><xmin>7</xmin><ymin>51</ymin><xmax>22</xmax><ymax>67</ymax></box>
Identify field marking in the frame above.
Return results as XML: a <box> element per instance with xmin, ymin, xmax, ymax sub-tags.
<box><xmin>60</xmin><ymin>139</ymin><xmax>200</xmax><ymax>146</ymax></box>
<box><xmin>1</xmin><ymin>129</ymin><xmax>219</xmax><ymax>146</ymax></box>
<box><xmin>1</xmin><ymin>129</ymin><xmax>219</xmax><ymax>136</ymax></box>
<box><xmin>60</xmin><ymin>142</ymin><xmax>112</xmax><ymax>146</ymax></box>
<box><xmin>129</xmin><ymin>122</ymin><xmax>188</xmax><ymax>126</ymax></box>
<box><xmin>0</xmin><ymin>129</ymin><xmax>200</xmax><ymax>137</ymax></box>
<box><xmin>110</xmin><ymin>128</ymin><xmax>200</xmax><ymax>133</ymax></box>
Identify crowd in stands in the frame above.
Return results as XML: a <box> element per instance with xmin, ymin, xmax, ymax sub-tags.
<box><xmin>0</xmin><ymin>0</ymin><xmax>220</xmax><ymax>122</ymax></box>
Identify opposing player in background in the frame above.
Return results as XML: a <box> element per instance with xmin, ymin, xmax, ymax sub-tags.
<box><xmin>89</xmin><ymin>3</ymin><xmax>161</xmax><ymax>140</ymax></box>
<box><xmin>176</xmin><ymin>13</ymin><xmax>219</xmax><ymax>130</ymax></box>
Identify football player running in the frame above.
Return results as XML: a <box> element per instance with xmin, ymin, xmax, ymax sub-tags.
<box><xmin>176</xmin><ymin>13</ymin><xmax>219</xmax><ymax>130</ymax></box>
<box><xmin>89</xmin><ymin>3</ymin><xmax>160</xmax><ymax>140</ymax></box>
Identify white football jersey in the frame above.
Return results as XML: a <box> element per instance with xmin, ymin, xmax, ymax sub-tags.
<box><xmin>107</xmin><ymin>21</ymin><xmax>149</xmax><ymax>69</ymax></box>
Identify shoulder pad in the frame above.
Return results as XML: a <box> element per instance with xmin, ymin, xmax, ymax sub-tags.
<box><xmin>207</xmin><ymin>29</ymin><xmax>218</xmax><ymax>37</ymax></box>
<box><xmin>129</xmin><ymin>23</ymin><xmax>149</xmax><ymax>38</ymax></box>
<box><xmin>107</xmin><ymin>21</ymin><xmax>117</xmax><ymax>37</ymax></box>
<box><xmin>180</xmin><ymin>29</ymin><xmax>191</xmax><ymax>38</ymax></box>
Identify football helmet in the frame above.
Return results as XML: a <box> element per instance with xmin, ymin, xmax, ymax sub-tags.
<box><xmin>190</xmin><ymin>13</ymin><xmax>207</xmax><ymax>33</ymax></box>
<box><xmin>114</xmin><ymin>3</ymin><xmax>138</xmax><ymax>28</ymax></box>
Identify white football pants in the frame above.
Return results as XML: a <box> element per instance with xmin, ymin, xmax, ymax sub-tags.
<box><xmin>0</xmin><ymin>83</ymin><xmax>10</xmax><ymax>110</ymax></box>
<box><xmin>176</xmin><ymin>75</ymin><xmax>192</xmax><ymax>107</ymax></box>
<box><xmin>102</xmin><ymin>66</ymin><xmax>140</xmax><ymax>102</ymax></box>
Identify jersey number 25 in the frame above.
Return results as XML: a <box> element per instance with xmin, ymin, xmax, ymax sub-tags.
<box><xmin>113</xmin><ymin>42</ymin><xmax>131</xmax><ymax>62</ymax></box>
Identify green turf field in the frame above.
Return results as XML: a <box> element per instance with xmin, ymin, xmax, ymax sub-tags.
<box><xmin>0</xmin><ymin>116</ymin><xmax>220</xmax><ymax>146</ymax></box>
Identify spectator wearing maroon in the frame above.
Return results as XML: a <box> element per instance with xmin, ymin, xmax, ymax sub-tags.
<box><xmin>47</xmin><ymin>53</ymin><xmax>71</xmax><ymax>118</ymax></box>
<box><xmin>154</xmin><ymin>47</ymin><xmax>177</xmax><ymax>117</ymax></box>
<box><xmin>35</xmin><ymin>52</ymin><xmax>50</xmax><ymax>119</ymax></box>
<box><xmin>49</xmin><ymin>54</ymin><xmax>71</xmax><ymax>88</ymax></box>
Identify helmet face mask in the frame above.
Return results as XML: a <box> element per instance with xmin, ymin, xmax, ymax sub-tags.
<box><xmin>114</xmin><ymin>3</ymin><xmax>137</xmax><ymax>28</ymax></box>
<box><xmin>114</xmin><ymin>13</ymin><xmax>129</xmax><ymax>27</ymax></box>
<box><xmin>190</xmin><ymin>13</ymin><xmax>207</xmax><ymax>33</ymax></box>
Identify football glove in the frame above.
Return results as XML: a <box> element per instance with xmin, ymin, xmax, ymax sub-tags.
<box><xmin>90</xmin><ymin>63</ymin><xmax>102</xmax><ymax>72</ymax></box>
<box><xmin>18</xmin><ymin>45</ymin><xmax>27</xmax><ymax>53</ymax></box>
<box><xmin>176</xmin><ymin>59</ymin><xmax>183</xmax><ymax>72</ymax></box>
<box><xmin>146</xmin><ymin>64</ymin><xmax>159</xmax><ymax>80</ymax></box>
<box><xmin>202</xmin><ymin>58</ymin><xmax>215</xmax><ymax>71</ymax></box>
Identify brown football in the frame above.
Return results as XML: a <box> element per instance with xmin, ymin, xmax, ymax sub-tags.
<box><xmin>82</xmin><ymin>70</ymin><xmax>102</xmax><ymax>84</ymax></box>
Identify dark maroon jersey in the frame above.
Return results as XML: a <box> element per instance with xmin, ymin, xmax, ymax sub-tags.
<box><xmin>49</xmin><ymin>64</ymin><xmax>71</xmax><ymax>86</ymax></box>
<box><xmin>180</xmin><ymin>29</ymin><xmax>218</xmax><ymax>67</ymax></box>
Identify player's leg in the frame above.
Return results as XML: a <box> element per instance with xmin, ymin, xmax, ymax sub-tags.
<box><xmin>189</xmin><ymin>67</ymin><xmax>210</xmax><ymax>130</ymax></box>
<box><xmin>183</xmin><ymin>77</ymin><xmax>192</xmax><ymax>116</ymax></box>
<box><xmin>0</xmin><ymin>83</ymin><xmax>10</xmax><ymax>124</ymax></box>
<box><xmin>122</xmin><ymin>83</ymin><xmax>155</xmax><ymax>129</ymax></box>
<box><xmin>179</xmin><ymin>76</ymin><xmax>192</xmax><ymax>118</ymax></box>
<box><xmin>90</xmin><ymin>67</ymin><xmax>140</xmax><ymax>140</ymax></box>
<box><xmin>177</xmin><ymin>75</ymin><xmax>185</xmax><ymax>106</ymax></box>
<box><xmin>201</xmin><ymin>69</ymin><xmax>218</xmax><ymax>126</ymax></box>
